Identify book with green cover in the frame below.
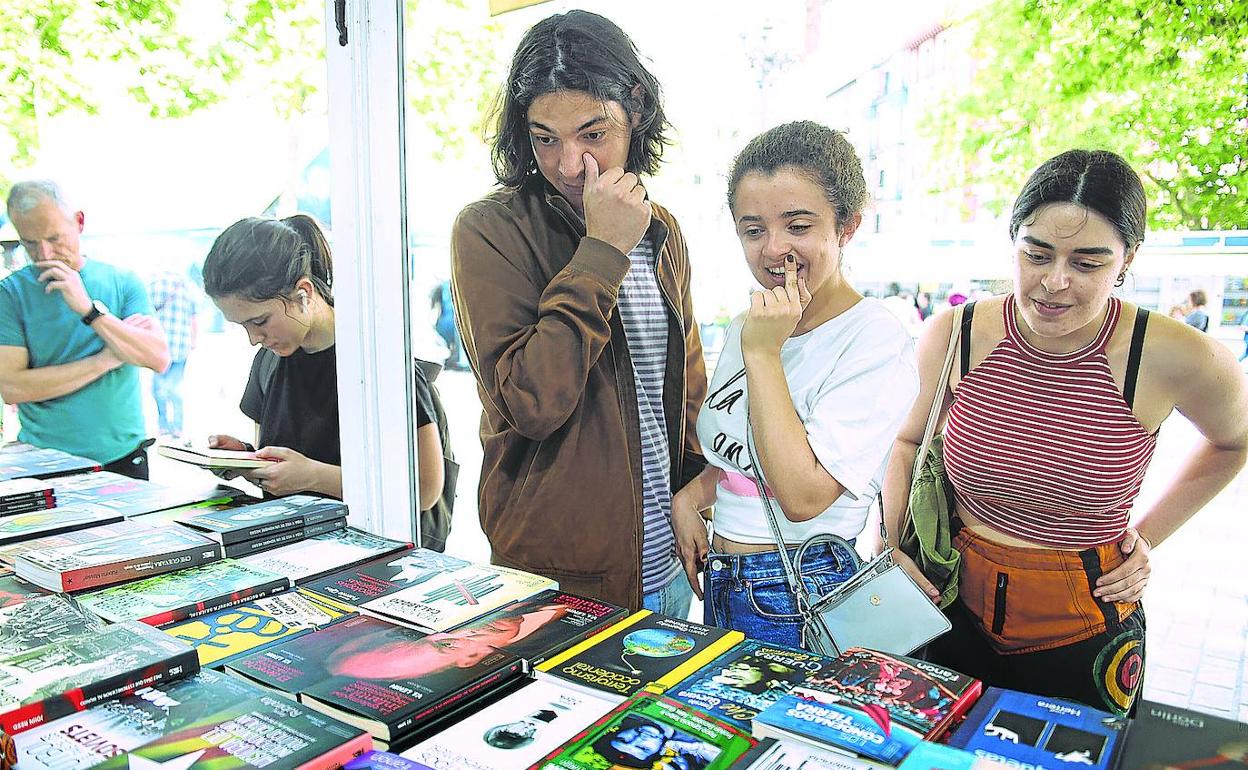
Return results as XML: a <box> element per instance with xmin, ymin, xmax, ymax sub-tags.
<box><xmin>535</xmin><ymin>610</ymin><xmax>745</xmax><ymax>702</ymax></box>
<box><xmin>77</xmin><ymin>558</ymin><xmax>291</xmax><ymax>626</ymax></box>
<box><xmin>0</xmin><ymin>568</ymin><xmax>48</xmax><ymax>608</ymax></box>
<box><xmin>361</xmin><ymin>563</ymin><xmax>556</xmax><ymax>632</ymax></box>
<box><xmin>166</xmin><ymin>589</ymin><xmax>355</xmax><ymax>668</ymax></box>
<box><xmin>0</xmin><ymin>594</ymin><xmax>104</xmax><ymax>658</ymax></box>
<box><xmin>530</xmin><ymin>692</ymin><xmax>757</xmax><ymax>770</ymax></box>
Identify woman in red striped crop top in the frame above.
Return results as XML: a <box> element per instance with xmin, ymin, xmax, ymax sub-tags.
<box><xmin>881</xmin><ymin>150</ymin><xmax>1248</xmax><ymax>715</ymax></box>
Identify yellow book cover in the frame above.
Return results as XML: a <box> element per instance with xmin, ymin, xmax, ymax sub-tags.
<box><xmin>165</xmin><ymin>589</ymin><xmax>354</xmax><ymax>667</ymax></box>
<box><xmin>536</xmin><ymin>609</ymin><xmax>745</xmax><ymax>699</ymax></box>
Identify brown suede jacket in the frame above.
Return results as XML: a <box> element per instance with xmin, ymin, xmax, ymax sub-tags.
<box><xmin>450</xmin><ymin>180</ymin><xmax>707</xmax><ymax>610</ymax></box>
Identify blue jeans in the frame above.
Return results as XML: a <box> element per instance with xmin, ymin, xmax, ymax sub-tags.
<box><xmin>642</xmin><ymin>568</ymin><xmax>694</xmax><ymax>619</ymax></box>
<box><xmin>704</xmin><ymin>539</ymin><xmax>858</xmax><ymax>649</ymax></box>
<box><xmin>152</xmin><ymin>360</ymin><xmax>187</xmax><ymax>436</ymax></box>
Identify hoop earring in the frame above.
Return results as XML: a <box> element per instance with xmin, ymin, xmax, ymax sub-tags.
<box><xmin>1115</xmin><ymin>271</ymin><xmax>1127</xmax><ymax>288</ymax></box>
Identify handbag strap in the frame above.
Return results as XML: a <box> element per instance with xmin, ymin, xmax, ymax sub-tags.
<box><xmin>902</xmin><ymin>304</ymin><xmax>965</xmax><ymax>535</ymax></box>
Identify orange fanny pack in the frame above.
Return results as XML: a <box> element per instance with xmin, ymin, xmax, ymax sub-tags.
<box><xmin>954</xmin><ymin>526</ymin><xmax>1140</xmax><ymax>654</ymax></box>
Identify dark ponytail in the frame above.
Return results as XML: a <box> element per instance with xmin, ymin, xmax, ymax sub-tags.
<box><xmin>203</xmin><ymin>214</ymin><xmax>334</xmax><ymax>306</ymax></box>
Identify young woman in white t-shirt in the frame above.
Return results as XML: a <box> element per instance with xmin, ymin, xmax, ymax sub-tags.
<box><xmin>671</xmin><ymin>121</ymin><xmax>919</xmax><ymax>648</ymax></box>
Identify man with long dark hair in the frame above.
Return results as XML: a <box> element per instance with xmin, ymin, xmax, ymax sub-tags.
<box><xmin>451</xmin><ymin>11</ymin><xmax>706</xmax><ymax>613</ymax></box>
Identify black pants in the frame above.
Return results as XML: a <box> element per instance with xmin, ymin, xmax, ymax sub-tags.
<box><xmin>102</xmin><ymin>441</ymin><xmax>151</xmax><ymax>480</ymax></box>
<box><xmin>925</xmin><ymin>599</ymin><xmax>1146</xmax><ymax>716</ymax></box>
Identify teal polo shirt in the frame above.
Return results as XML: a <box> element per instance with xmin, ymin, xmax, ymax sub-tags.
<box><xmin>0</xmin><ymin>259</ymin><xmax>152</xmax><ymax>464</ymax></box>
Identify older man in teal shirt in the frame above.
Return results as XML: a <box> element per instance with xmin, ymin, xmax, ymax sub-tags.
<box><xmin>0</xmin><ymin>181</ymin><xmax>170</xmax><ymax>477</ymax></box>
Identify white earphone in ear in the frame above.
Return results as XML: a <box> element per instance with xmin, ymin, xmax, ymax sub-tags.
<box><xmin>298</xmin><ymin>289</ymin><xmax>309</xmax><ymax>310</ymax></box>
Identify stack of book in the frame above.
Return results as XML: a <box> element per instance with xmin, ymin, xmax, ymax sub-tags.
<box><xmin>48</xmin><ymin>471</ymin><xmax>232</xmax><ymax>518</ymax></box>
<box><xmin>238</xmin><ymin>527</ymin><xmax>413</xmax><ymax>584</ymax></box>
<box><xmin>175</xmin><ymin>494</ymin><xmax>349</xmax><ymax>558</ymax></box>
<box><xmin>0</xmin><ymin>443</ymin><xmax>100</xmax><ymax>482</ymax></box>
<box><xmin>0</xmin><ymin>479</ymin><xmax>54</xmax><ymax>516</ymax></box>
<box><xmin>13</xmin><ymin>526</ymin><xmax>223</xmax><ymax>592</ymax></box>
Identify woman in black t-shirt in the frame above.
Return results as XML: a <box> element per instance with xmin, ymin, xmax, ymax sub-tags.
<box><xmin>201</xmin><ymin>215</ymin><xmax>444</xmax><ymax>506</ymax></box>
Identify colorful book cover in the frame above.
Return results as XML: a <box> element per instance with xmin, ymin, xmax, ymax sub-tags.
<box><xmin>0</xmin><ymin>444</ymin><xmax>100</xmax><ymax>482</ymax></box>
<box><xmin>50</xmin><ymin>472</ymin><xmax>230</xmax><ymax>518</ymax></box>
<box><xmin>741</xmin><ymin>739</ymin><xmax>895</xmax><ymax>770</ymax></box>
<box><xmin>530</xmin><ymin>692</ymin><xmax>757</xmax><ymax>770</ymax></box>
<box><xmin>361</xmin><ymin>563</ymin><xmax>557</xmax><ymax>632</ymax></box>
<box><xmin>166</xmin><ymin>590</ymin><xmax>355</xmax><ymax>669</ymax></box>
<box><xmin>0</xmin><ymin>520</ymin><xmax>151</xmax><ymax>567</ymax></box>
<box><xmin>1116</xmin><ymin>700</ymin><xmax>1248</xmax><ymax>770</ymax></box>
<box><xmin>180</xmin><ymin>494</ymin><xmax>348</xmax><ymax>545</ymax></box>
<box><xmin>535</xmin><ymin>610</ymin><xmax>746</xmax><ymax>701</ymax></box>
<box><xmin>947</xmin><ymin>687</ymin><xmax>1128</xmax><ymax>770</ymax></box>
<box><xmin>77</xmin><ymin>558</ymin><xmax>291</xmax><ymax>626</ymax></box>
<box><xmin>752</xmin><ymin>647</ymin><xmax>982</xmax><ymax>765</ymax></box>
<box><xmin>665</xmin><ymin>640</ymin><xmax>838</xmax><ymax>728</ymax></box>
<box><xmin>0</xmin><ymin>594</ymin><xmax>104</xmax><ymax>659</ymax></box>
<box><xmin>0</xmin><ymin>506</ymin><xmax>125</xmax><ymax>545</ymax></box>
<box><xmin>15</xmin><ymin>527</ymin><xmax>223</xmax><ymax>592</ymax></box>
<box><xmin>896</xmin><ymin>741</ymin><xmax>1012</xmax><ymax>770</ymax></box>
<box><xmin>238</xmin><ymin>527</ymin><xmax>412</xmax><ymax>584</ymax></box>
<box><xmin>11</xmin><ymin>669</ymin><xmax>371</xmax><ymax>770</ymax></box>
<box><xmin>301</xmin><ymin>549</ymin><xmax>470</xmax><ymax>607</ymax></box>
<box><xmin>222</xmin><ymin>517</ymin><xmax>347</xmax><ymax>558</ymax></box>
<box><xmin>0</xmin><ymin>569</ymin><xmax>49</xmax><ymax>609</ymax></box>
<box><xmin>347</xmin><ymin>751</ymin><xmax>436</xmax><ymax>770</ymax></box>
<box><xmin>440</xmin><ymin>589</ymin><xmax>628</xmax><ymax>666</ymax></box>
<box><xmin>0</xmin><ymin>621</ymin><xmax>200</xmax><ymax>735</ymax></box>
<box><xmin>402</xmin><ymin>679</ymin><xmax>615</xmax><ymax>770</ymax></box>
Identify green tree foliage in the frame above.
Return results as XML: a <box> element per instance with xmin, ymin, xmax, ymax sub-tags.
<box><xmin>924</xmin><ymin>0</ymin><xmax>1248</xmax><ymax>230</ymax></box>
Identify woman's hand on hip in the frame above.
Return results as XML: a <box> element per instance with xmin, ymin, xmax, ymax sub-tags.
<box><xmin>1094</xmin><ymin>528</ymin><xmax>1151</xmax><ymax>603</ymax></box>
<box><xmin>671</xmin><ymin>491</ymin><xmax>710</xmax><ymax>600</ymax></box>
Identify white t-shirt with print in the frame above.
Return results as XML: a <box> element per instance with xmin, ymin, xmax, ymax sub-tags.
<box><xmin>696</xmin><ymin>297</ymin><xmax>919</xmax><ymax>545</ymax></box>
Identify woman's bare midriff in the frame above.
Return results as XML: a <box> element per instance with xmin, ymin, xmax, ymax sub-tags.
<box><xmin>955</xmin><ymin>503</ymin><xmax>1070</xmax><ymax>550</ymax></box>
<box><xmin>711</xmin><ymin>533</ymin><xmax>795</xmax><ymax>554</ymax></box>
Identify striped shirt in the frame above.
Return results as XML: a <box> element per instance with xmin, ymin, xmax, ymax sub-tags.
<box><xmin>148</xmin><ymin>272</ymin><xmax>197</xmax><ymax>362</ymax></box>
<box><xmin>617</xmin><ymin>237</ymin><xmax>679</xmax><ymax>594</ymax></box>
<box><xmin>944</xmin><ymin>295</ymin><xmax>1157</xmax><ymax>548</ymax></box>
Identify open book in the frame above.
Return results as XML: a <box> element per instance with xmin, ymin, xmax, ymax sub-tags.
<box><xmin>156</xmin><ymin>445</ymin><xmax>273</xmax><ymax>470</ymax></box>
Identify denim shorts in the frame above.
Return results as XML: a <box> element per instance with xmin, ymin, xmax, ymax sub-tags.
<box><xmin>703</xmin><ymin>539</ymin><xmax>859</xmax><ymax>650</ymax></box>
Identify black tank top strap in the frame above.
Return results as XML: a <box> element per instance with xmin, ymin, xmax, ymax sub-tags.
<box><xmin>959</xmin><ymin>301</ymin><xmax>977</xmax><ymax>379</ymax></box>
<box><xmin>1123</xmin><ymin>306</ymin><xmax>1150</xmax><ymax>409</ymax></box>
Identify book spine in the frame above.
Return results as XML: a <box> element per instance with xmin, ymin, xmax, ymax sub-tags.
<box><xmin>397</xmin><ymin>660</ymin><xmax>525</xmax><ymax>735</ymax></box>
<box><xmin>140</xmin><ymin>576</ymin><xmax>293</xmax><ymax>627</ymax></box>
<box><xmin>60</xmin><ymin>543</ymin><xmax>223</xmax><ymax>592</ymax></box>
<box><xmin>223</xmin><ymin>519</ymin><xmax>346</xmax><ymax>557</ymax></box>
<box><xmin>0</xmin><ymin>646</ymin><xmax>200</xmax><ymax>735</ymax></box>
<box><xmin>223</xmin><ymin>517</ymin><xmax>308</xmax><ymax>546</ymax></box>
<box><xmin>299</xmin><ymin>502</ymin><xmax>349</xmax><ymax>527</ymax></box>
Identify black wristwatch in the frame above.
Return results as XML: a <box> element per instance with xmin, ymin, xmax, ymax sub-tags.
<box><xmin>81</xmin><ymin>299</ymin><xmax>110</xmax><ymax>326</ymax></box>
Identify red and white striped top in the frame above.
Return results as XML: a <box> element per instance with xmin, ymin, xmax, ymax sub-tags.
<box><xmin>944</xmin><ymin>295</ymin><xmax>1158</xmax><ymax>548</ymax></box>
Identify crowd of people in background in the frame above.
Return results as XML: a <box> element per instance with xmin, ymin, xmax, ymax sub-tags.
<box><xmin>1</xmin><ymin>7</ymin><xmax>1246</xmax><ymax>723</ymax></box>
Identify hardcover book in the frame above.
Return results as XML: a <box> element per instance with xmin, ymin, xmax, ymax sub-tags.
<box><xmin>0</xmin><ymin>568</ymin><xmax>49</xmax><ymax>608</ymax></box>
<box><xmin>529</xmin><ymin>691</ymin><xmax>758</xmax><ymax>770</ymax></box>
<box><xmin>0</xmin><ymin>520</ymin><xmax>151</xmax><ymax>567</ymax></box>
<box><xmin>301</xmin><ymin>549</ymin><xmax>470</xmax><ymax>607</ymax></box>
<box><xmin>401</xmin><ymin>679</ymin><xmax>615</xmax><ymax>770</ymax></box>
<box><xmin>0</xmin><ymin>506</ymin><xmax>125</xmax><ymax>545</ymax></box>
<box><xmin>12</xmin><ymin>669</ymin><xmax>372</xmax><ymax>770</ymax></box>
<box><xmin>535</xmin><ymin>610</ymin><xmax>746</xmax><ymax>702</ymax></box>
<box><xmin>0</xmin><ymin>478</ymin><xmax>54</xmax><ymax>514</ymax></box>
<box><xmin>946</xmin><ymin>687</ymin><xmax>1128</xmax><ymax>770</ymax></box>
<box><xmin>0</xmin><ymin>594</ymin><xmax>104</xmax><ymax>658</ymax></box>
<box><xmin>15</xmin><ymin>526</ymin><xmax>223</xmax><ymax>592</ymax></box>
<box><xmin>440</xmin><ymin>588</ymin><xmax>628</xmax><ymax>666</ymax></box>
<box><xmin>77</xmin><ymin>558</ymin><xmax>291</xmax><ymax>626</ymax></box>
<box><xmin>166</xmin><ymin>589</ymin><xmax>355</xmax><ymax>669</ymax></box>
<box><xmin>665</xmin><ymin>639</ymin><xmax>838</xmax><ymax>728</ymax></box>
<box><xmin>223</xmin><ymin>518</ymin><xmax>347</xmax><ymax>558</ymax></box>
<box><xmin>0</xmin><ymin>444</ymin><xmax>100</xmax><ymax>482</ymax></box>
<box><xmin>178</xmin><ymin>494</ymin><xmax>348</xmax><ymax>545</ymax></box>
<box><xmin>50</xmin><ymin>471</ymin><xmax>230</xmax><ymax>518</ymax></box>
<box><xmin>1116</xmin><ymin>700</ymin><xmax>1248</xmax><ymax>770</ymax></box>
<box><xmin>361</xmin><ymin>563</ymin><xmax>557</xmax><ymax>632</ymax></box>
<box><xmin>0</xmin><ymin>621</ymin><xmax>200</xmax><ymax>735</ymax></box>
<box><xmin>238</xmin><ymin>527</ymin><xmax>412</xmax><ymax>584</ymax></box>
<box><xmin>752</xmin><ymin>647</ymin><xmax>982</xmax><ymax>765</ymax></box>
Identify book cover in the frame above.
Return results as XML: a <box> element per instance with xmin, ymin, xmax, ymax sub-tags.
<box><xmin>0</xmin><ymin>478</ymin><xmax>54</xmax><ymax>512</ymax></box>
<box><xmin>752</xmin><ymin>647</ymin><xmax>982</xmax><ymax>765</ymax></box>
<box><xmin>665</xmin><ymin>640</ymin><xmax>838</xmax><ymax>728</ymax></box>
<box><xmin>77</xmin><ymin>558</ymin><xmax>291</xmax><ymax>626</ymax></box>
<box><xmin>947</xmin><ymin>688</ymin><xmax>1128</xmax><ymax>770</ymax></box>
<box><xmin>896</xmin><ymin>742</ymin><xmax>1012</xmax><ymax>770</ymax></box>
<box><xmin>238</xmin><ymin>527</ymin><xmax>412</xmax><ymax>584</ymax></box>
<box><xmin>0</xmin><ymin>520</ymin><xmax>151</xmax><ymax>567</ymax></box>
<box><xmin>347</xmin><ymin>751</ymin><xmax>435</xmax><ymax>770</ymax></box>
<box><xmin>401</xmin><ymin>679</ymin><xmax>615</xmax><ymax>770</ymax></box>
<box><xmin>156</xmin><ymin>445</ymin><xmax>273</xmax><ymax>470</ymax></box>
<box><xmin>166</xmin><ymin>590</ymin><xmax>355</xmax><ymax>669</ymax></box>
<box><xmin>50</xmin><ymin>472</ymin><xmax>230</xmax><ymax>518</ymax></box>
<box><xmin>180</xmin><ymin>494</ymin><xmax>349</xmax><ymax>545</ymax></box>
<box><xmin>0</xmin><ymin>621</ymin><xmax>200</xmax><ymax>735</ymax></box>
<box><xmin>12</xmin><ymin>669</ymin><xmax>372</xmax><ymax>770</ymax></box>
<box><xmin>222</xmin><ymin>517</ymin><xmax>347</xmax><ymax>558</ymax></box>
<box><xmin>0</xmin><ymin>444</ymin><xmax>100</xmax><ymax>482</ymax></box>
<box><xmin>530</xmin><ymin>691</ymin><xmax>758</xmax><ymax>770</ymax></box>
<box><xmin>0</xmin><ymin>594</ymin><xmax>104</xmax><ymax>658</ymax></box>
<box><xmin>1116</xmin><ymin>700</ymin><xmax>1248</xmax><ymax>770</ymax></box>
<box><xmin>15</xmin><ymin>527</ymin><xmax>223</xmax><ymax>592</ymax></box>
<box><xmin>0</xmin><ymin>507</ymin><xmax>125</xmax><ymax>545</ymax></box>
<box><xmin>301</xmin><ymin>549</ymin><xmax>470</xmax><ymax>607</ymax></box>
<box><xmin>536</xmin><ymin>610</ymin><xmax>746</xmax><ymax>701</ymax></box>
<box><xmin>440</xmin><ymin>588</ymin><xmax>628</xmax><ymax>666</ymax></box>
<box><xmin>0</xmin><ymin>569</ymin><xmax>49</xmax><ymax>609</ymax></box>
<box><xmin>361</xmin><ymin>563</ymin><xmax>557</xmax><ymax>632</ymax></box>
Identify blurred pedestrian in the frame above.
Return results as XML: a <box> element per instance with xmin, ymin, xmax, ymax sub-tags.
<box><xmin>148</xmin><ymin>269</ymin><xmax>197</xmax><ymax>440</ymax></box>
<box><xmin>1183</xmin><ymin>289</ymin><xmax>1209</xmax><ymax>332</ymax></box>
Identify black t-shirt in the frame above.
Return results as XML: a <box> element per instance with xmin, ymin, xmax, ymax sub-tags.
<box><xmin>239</xmin><ymin>346</ymin><xmax>437</xmax><ymax>467</ymax></box>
